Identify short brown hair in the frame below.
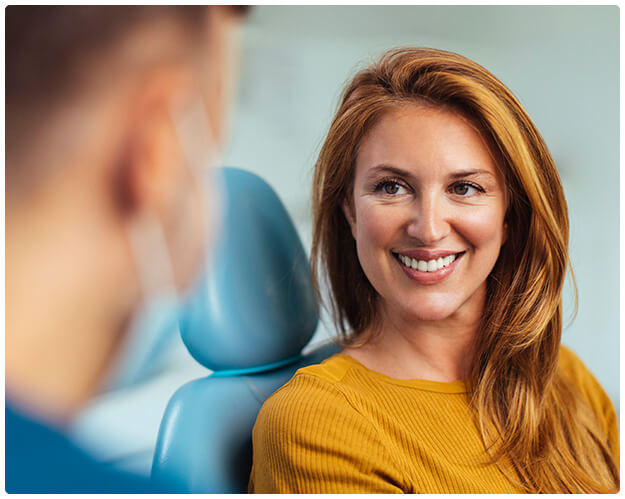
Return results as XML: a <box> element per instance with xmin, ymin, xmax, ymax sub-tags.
<box><xmin>5</xmin><ymin>5</ymin><xmax>248</xmax><ymax>172</ymax></box>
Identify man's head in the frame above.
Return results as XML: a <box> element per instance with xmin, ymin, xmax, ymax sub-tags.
<box><xmin>6</xmin><ymin>6</ymin><xmax>246</xmax><ymax>203</ymax></box>
<box><xmin>6</xmin><ymin>6</ymin><xmax>246</xmax><ymax>421</ymax></box>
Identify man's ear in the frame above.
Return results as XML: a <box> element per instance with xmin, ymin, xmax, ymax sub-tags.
<box><xmin>342</xmin><ymin>198</ymin><xmax>357</xmax><ymax>239</ymax></box>
<box><xmin>112</xmin><ymin>66</ymin><xmax>194</xmax><ymax>220</ymax></box>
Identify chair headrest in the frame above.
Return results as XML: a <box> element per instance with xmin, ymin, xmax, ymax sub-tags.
<box><xmin>179</xmin><ymin>167</ymin><xmax>318</xmax><ymax>371</ymax></box>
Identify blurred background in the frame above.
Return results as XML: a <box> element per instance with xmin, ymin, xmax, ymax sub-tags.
<box><xmin>69</xmin><ymin>5</ymin><xmax>619</xmax><ymax>476</ymax></box>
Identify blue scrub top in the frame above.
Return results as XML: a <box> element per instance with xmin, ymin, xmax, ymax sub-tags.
<box><xmin>5</xmin><ymin>401</ymin><xmax>170</xmax><ymax>493</ymax></box>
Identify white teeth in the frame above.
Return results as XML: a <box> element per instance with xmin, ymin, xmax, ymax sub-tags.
<box><xmin>396</xmin><ymin>252</ymin><xmax>458</xmax><ymax>272</ymax></box>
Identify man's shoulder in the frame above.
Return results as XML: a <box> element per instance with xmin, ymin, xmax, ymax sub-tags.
<box><xmin>5</xmin><ymin>402</ymin><xmax>167</xmax><ymax>493</ymax></box>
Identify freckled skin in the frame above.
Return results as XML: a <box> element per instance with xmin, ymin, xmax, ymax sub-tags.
<box><xmin>345</xmin><ymin>105</ymin><xmax>507</xmax><ymax>326</ymax></box>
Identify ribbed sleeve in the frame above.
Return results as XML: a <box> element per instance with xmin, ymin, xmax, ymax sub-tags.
<box><xmin>558</xmin><ymin>346</ymin><xmax>620</xmax><ymax>468</ymax></box>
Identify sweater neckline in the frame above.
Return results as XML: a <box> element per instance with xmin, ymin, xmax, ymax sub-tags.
<box><xmin>334</xmin><ymin>353</ymin><xmax>469</xmax><ymax>393</ymax></box>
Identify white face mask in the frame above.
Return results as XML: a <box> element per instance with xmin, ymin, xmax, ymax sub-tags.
<box><xmin>102</xmin><ymin>96</ymin><xmax>223</xmax><ymax>392</ymax></box>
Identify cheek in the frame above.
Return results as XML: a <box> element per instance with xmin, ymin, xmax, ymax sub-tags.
<box><xmin>456</xmin><ymin>207</ymin><xmax>506</xmax><ymax>253</ymax></box>
<box><xmin>353</xmin><ymin>203</ymin><xmax>402</xmax><ymax>252</ymax></box>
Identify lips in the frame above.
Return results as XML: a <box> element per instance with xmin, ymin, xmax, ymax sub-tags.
<box><xmin>393</xmin><ymin>250</ymin><xmax>465</xmax><ymax>284</ymax></box>
<box><xmin>395</xmin><ymin>249</ymin><xmax>461</xmax><ymax>260</ymax></box>
<box><xmin>395</xmin><ymin>252</ymin><xmax>459</xmax><ymax>272</ymax></box>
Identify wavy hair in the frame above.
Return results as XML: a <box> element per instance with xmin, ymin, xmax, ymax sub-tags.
<box><xmin>310</xmin><ymin>47</ymin><xmax>618</xmax><ymax>493</ymax></box>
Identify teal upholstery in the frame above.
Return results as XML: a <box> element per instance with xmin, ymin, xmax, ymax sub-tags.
<box><xmin>151</xmin><ymin>167</ymin><xmax>339</xmax><ymax>493</ymax></box>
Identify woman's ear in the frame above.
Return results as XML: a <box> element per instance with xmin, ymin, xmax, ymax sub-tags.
<box><xmin>342</xmin><ymin>198</ymin><xmax>357</xmax><ymax>239</ymax></box>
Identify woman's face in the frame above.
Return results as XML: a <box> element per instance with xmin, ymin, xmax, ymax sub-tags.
<box><xmin>345</xmin><ymin>104</ymin><xmax>507</xmax><ymax>325</ymax></box>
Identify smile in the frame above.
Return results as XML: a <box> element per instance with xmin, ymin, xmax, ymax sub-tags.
<box><xmin>394</xmin><ymin>252</ymin><xmax>463</xmax><ymax>272</ymax></box>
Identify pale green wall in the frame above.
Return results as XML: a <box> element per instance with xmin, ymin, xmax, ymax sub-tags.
<box><xmin>224</xmin><ymin>6</ymin><xmax>620</xmax><ymax>409</ymax></box>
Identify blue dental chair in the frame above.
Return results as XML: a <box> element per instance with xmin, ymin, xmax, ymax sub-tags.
<box><xmin>151</xmin><ymin>167</ymin><xmax>340</xmax><ymax>493</ymax></box>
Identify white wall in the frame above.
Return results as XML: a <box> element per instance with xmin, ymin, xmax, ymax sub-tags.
<box><xmin>224</xmin><ymin>5</ymin><xmax>619</xmax><ymax>409</ymax></box>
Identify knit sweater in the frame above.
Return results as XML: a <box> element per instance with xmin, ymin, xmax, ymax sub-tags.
<box><xmin>249</xmin><ymin>345</ymin><xmax>618</xmax><ymax>493</ymax></box>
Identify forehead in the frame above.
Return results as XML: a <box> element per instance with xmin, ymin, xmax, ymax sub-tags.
<box><xmin>355</xmin><ymin>104</ymin><xmax>501</xmax><ymax>180</ymax></box>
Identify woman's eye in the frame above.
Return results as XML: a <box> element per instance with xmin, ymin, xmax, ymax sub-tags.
<box><xmin>451</xmin><ymin>182</ymin><xmax>481</xmax><ymax>196</ymax></box>
<box><xmin>378</xmin><ymin>181</ymin><xmax>404</xmax><ymax>195</ymax></box>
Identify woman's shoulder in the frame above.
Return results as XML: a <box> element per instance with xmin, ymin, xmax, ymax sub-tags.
<box><xmin>252</xmin><ymin>353</ymin><xmax>385</xmax><ymax>450</ymax></box>
<box><xmin>250</xmin><ymin>355</ymin><xmax>405</xmax><ymax>493</ymax></box>
<box><xmin>558</xmin><ymin>344</ymin><xmax>610</xmax><ymax>401</ymax></box>
<box><xmin>295</xmin><ymin>352</ymin><xmax>354</xmax><ymax>383</ymax></box>
<box><xmin>557</xmin><ymin>344</ymin><xmax>617</xmax><ymax>437</ymax></box>
<box><xmin>253</xmin><ymin>353</ymin><xmax>382</xmax><ymax>441</ymax></box>
<box><xmin>258</xmin><ymin>353</ymin><xmax>354</xmax><ymax>417</ymax></box>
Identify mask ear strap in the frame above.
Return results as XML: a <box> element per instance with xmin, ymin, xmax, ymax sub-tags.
<box><xmin>126</xmin><ymin>212</ymin><xmax>177</xmax><ymax>294</ymax></box>
<box><xmin>169</xmin><ymin>94</ymin><xmax>225</xmax><ymax>272</ymax></box>
<box><xmin>100</xmin><ymin>212</ymin><xmax>180</xmax><ymax>392</ymax></box>
<box><xmin>170</xmin><ymin>94</ymin><xmax>221</xmax><ymax>179</ymax></box>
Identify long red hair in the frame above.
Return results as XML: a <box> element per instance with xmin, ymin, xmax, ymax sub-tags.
<box><xmin>311</xmin><ymin>47</ymin><xmax>618</xmax><ymax>493</ymax></box>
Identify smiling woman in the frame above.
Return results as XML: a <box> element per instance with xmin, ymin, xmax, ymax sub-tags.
<box><xmin>344</xmin><ymin>106</ymin><xmax>507</xmax><ymax>328</ymax></box>
<box><xmin>248</xmin><ymin>48</ymin><xmax>619</xmax><ymax>494</ymax></box>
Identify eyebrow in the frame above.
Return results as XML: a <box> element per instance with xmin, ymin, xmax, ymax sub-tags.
<box><xmin>367</xmin><ymin>164</ymin><xmax>496</xmax><ymax>180</ymax></box>
<box><xmin>448</xmin><ymin>169</ymin><xmax>496</xmax><ymax>179</ymax></box>
<box><xmin>367</xmin><ymin>164</ymin><xmax>414</xmax><ymax>179</ymax></box>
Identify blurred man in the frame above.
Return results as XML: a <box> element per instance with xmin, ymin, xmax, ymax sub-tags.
<box><xmin>6</xmin><ymin>5</ymin><xmax>245</xmax><ymax>492</ymax></box>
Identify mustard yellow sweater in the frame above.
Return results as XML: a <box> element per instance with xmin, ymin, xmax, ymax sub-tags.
<box><xmin>249</xmin><ymin>345</ymin><xmax>618</xmax><ymax>493</ymax></box>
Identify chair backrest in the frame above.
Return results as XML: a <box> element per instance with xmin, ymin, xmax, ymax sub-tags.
<box><xmin>151</xmin><ymin>167</ymin><xmax>339</xmax><ymax>493</ymax></box>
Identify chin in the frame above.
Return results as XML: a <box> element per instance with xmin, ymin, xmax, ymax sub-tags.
<box><xmin>409</xmin><ymin>309</ymin><xmax>456</xmax><ymax>322</ymax></box>
<box><xmin>401</xmin><ymin>297</ymin><xmax>461</xmax><ymax>322</ymax></box>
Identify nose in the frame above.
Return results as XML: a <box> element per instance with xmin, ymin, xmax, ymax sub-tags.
<box><xmin>405</xmin><ymin>192</ymin><xmax>450</xmax><ymax>244</ymax></box>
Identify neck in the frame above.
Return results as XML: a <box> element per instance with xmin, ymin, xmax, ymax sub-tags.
<box><xmin>344</xmin><ymin>288</ymin><xmax>485</xmax><ymax>382</ymax></box>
